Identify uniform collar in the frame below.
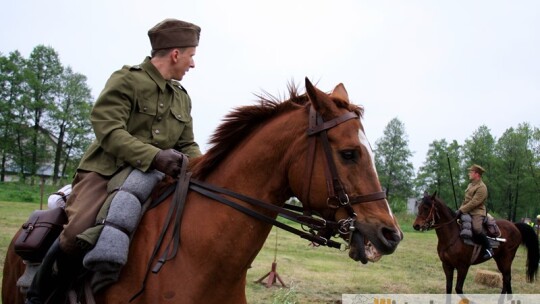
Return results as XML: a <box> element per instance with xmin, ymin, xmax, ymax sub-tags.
<box><xmin>471</xmin><ymin>178</ymin><xmax>482</xmax><ymax>185</ymax></box>
<box><xmin>141</xmin><ymin>57</ymin><xmax>170</xmax><ymax>92</ymax></box>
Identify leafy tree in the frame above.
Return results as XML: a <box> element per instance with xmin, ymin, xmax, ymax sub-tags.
<box><xmin>415</xmin><ymin>139</ymin><xmax>461</xmax><ymax>209</ymax></box>
<box><xmin>461</xmin><ymin>125</ymin><xmax>496</xmax><ymax>207</ymax></box>
<box><xmin>45</xmin><ymin>67</ymin><xmax>93</xmax><ymax>184</ymax></box>
<box><xmin>492</xmin><ymin>125</ymin><xmax>532</xmax><ymax>221</ymax></box>
<box><xmin>0</xmin><ymin>51</ymin><xmax>26</xmax><ymax>181</ymax></box>
<box><xmin>24</xmin><ymin>45</ymin><xmax>63</xmax><ymax>183</ymax></box>
<box><xmin>374</xmin><ymin>117</ymin><xmax>415</xmax><ymax>212</ymax></box>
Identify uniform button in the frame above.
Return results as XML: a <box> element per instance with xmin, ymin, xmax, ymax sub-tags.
<box><xmin>136</xmin><ymin>160</ymin><xmax>142</xmax><ymax>166</ymax></box>
<box><xmin>157</xmin><ymin>116</ymin><xmax>162</xmax><ymax>121</ymax></box>
<box><xmin>154</xmin><ymin>129</ymin><xmax>160</xmax><ymax>134</ymax></box>
<box><xmin>159</xmin><ymin>103</ymin><xmax>164</xmax><ymax>108</ymax></box>
<box><xmin>176</xmin><ymin>114</ymin><xmax>182</xmax><ymax>119</ymax></box>
<box><xmin>143</xmin><ymin>106</ymin><xmax>147</xmax><ymax>112</ymax></box>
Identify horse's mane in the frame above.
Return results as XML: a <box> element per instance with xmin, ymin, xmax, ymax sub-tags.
<box><xmin>191</xmin><ymin>82</ymin><xmax>363</xmax><ymax>180</ymax></box>
<box><xmin>425</xmin><ymin>195</ymin><xmax>456</xmax><ymax>218</ymax></box>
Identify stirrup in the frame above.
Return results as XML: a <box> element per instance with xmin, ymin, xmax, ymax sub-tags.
<box><xmin>483</xmin><ymin>248</ymin><xmax>494</xmax><ymax>259</ymax></box>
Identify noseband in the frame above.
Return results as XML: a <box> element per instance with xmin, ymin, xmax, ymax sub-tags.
<box><xmin>302</xmin><ymin>106</ymin><xmax>386</xmax><ymax>237</ymax></box>
<box><xmin>422</xmin><ymin>200</ymin><xmax>439</xmax><ymax>230</ymax></box>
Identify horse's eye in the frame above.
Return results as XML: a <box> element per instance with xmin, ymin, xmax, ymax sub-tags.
<box><xmin>339</xmin><ymin>149</ymin><xmax>358</xmax><ymax>162</ymax></box>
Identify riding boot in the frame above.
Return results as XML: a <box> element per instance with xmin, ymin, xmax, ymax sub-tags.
<box><xmin>478</xmin><ymin>233</ymin><xmax>494</xmax><ymax>259</ymax></box>
<box><xmin>25</xmin><ymin>239</ymin><xmax>82</xmax><ymax>304</ymax></box>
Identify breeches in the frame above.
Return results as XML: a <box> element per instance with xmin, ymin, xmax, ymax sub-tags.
<box><xmin>59</xmin><ymin>171</ymin><xmax>110</xmax><ymax>254</ymax></box>
<box><xmin>471</xmin><ymin>215</ymin><xmax>485</xmax><ymax>235</ymax></box>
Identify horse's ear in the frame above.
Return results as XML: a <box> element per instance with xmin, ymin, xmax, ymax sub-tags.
<box><xmin>431</xmin><ymin>191</ymin><xmax>438</xmax><ymax>199</ymax></box>
<box><xmin>305</xmin><ymin>77</ymin><xmax>330</xmax><ymax>112</ymax></box>
<box><xmin>305</xmin><ymin>77</ymin><xmax>338</xmax><ymax>117</ymax></box>
<box><xmin>330</xmin><ymin>83</ymin><xmax>349</xmax><ymax>103</ymax></box>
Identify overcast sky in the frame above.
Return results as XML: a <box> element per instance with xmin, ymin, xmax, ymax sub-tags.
<box><xmin>2</xmin><ymin>0</ymin><xmax>539</xmax><ymax>171</ymax></box>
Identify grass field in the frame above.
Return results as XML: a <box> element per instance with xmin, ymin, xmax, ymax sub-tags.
<box><xmin>1</xmin><ymin>200</ymin><xmax>538</xmax><ymax>303</ymax></box>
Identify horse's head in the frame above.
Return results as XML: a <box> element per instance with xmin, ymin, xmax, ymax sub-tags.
<box><xmin>413</xmin><ymin>191</ymin><xmax>441</xmax><ymax>231</ymax></box>
<box><xmin>289</xmin><ymin>78</ymin><xmax>402</xmax><ymax>264</ymax></box>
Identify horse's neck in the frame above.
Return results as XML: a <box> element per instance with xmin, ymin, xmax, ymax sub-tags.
<box><xmin>434</xmin><ymin>203</ymin><xmax>459</xmax><ymax>240</ymax></box>
<box><xmin>206</xmin><ymin>113</ymin><xmax>303</xmax><ymax>205</ymax></box>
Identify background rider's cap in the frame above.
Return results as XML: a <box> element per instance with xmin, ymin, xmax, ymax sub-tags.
<box><xmin>468</xmin><ymin>164</ymin><xmax>486</xmax><ymax>175</ymax></box>
<box><xmin>148</xmin><ymin>18</ymin><xmax>201</xmax><ymax>50</ymax></box>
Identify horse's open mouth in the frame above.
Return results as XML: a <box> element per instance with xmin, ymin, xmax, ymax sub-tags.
<box><xmin>348</xmin><ymin>231</ymin><xmax>382</xmax><ymax>264</ymax></box>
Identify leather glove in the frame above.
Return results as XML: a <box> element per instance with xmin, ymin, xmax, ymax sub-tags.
<box><xmin>152</xmin><ymin>149</ymin><xmax>184</xmax><ymax>177</ymax></box>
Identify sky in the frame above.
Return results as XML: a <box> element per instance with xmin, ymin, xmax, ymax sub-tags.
<box><xmin>2</xmin><ymin>0</ymin><xmax>539</xmax><ymax>171</ymax></box>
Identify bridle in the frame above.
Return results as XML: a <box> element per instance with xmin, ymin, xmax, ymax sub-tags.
<box><xmin>421</xmin><ymin>198</ymin><xmax>456</xmax><ymax>230</ymax></box>
<box><xmin>302</xmin><ymin>105</ymin><xmax>387</xmax><ymax>239</ymax></box>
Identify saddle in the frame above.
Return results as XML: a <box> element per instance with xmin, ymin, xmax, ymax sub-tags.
<box><xmin>458</xmin><ymin>213</ymin><xmax>504</xmax><ymax>247</ymax></box>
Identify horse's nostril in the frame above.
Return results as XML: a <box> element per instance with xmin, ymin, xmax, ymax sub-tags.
<box><xmin>382</xmin><ymin>227</ymin><xmax>401</xmax><ymax>242</ymax></box>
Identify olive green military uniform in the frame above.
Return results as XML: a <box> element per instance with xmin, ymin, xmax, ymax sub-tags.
<box><xmin>459</xmin><ymin>179</ymin><xmax>488</xmax><ymax>234</ymax></box>
<box><xmin>60</xmin><ymin>57</ymin><xmax>201</xmax><ymax>253</ymax></box>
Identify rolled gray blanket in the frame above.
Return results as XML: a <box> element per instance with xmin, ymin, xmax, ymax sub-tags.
<box><xmin>83</xmin><ymin>192</ymin><xmax>140</xmax><ymax>271</ymax></box>
<box><xmin>121</xmin><ymin>168</ymin><xmax>165</xmax><ymax>202</ymax></box>
<box><xmin>105</xmin><ymin>191</ymin><xmax>141</xmax><ymax>232</ymax></box>
<box><xmin>460</xmin><ymin>213</ymin><xmax>472</xmax><ymax>222</ymax></box>
<box><xmin>82</xmin><ymin>169</ymin><xmax>164</xmax><ymax>291</ymax></box>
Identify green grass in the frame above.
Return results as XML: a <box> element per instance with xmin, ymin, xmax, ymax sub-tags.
<box><xmin>245</xmin><ymin>216</ymin><xmax>539</xmax><ymax>303</ymax></box>
<box><xmin>0</xmin><ymin>181</ymin><xmax>57</xmax><ymax>205</ymax></box>
<box><xmin>1</xmin><ymin>186</ymin><xmax>538</xmax><ymax>303</ymax></box>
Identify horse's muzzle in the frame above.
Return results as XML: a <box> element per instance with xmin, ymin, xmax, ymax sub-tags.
<box><xmin>348</xmin><ymin>222</ymin><xmax>402</xmax><ymax>264</ymax></box>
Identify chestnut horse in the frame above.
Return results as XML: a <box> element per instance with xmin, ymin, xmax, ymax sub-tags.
<box><xmin>3</xmin><ymin>78</ymin><xmax>402</xmax><ymax>304</ymax></box>
<box><xmin>413</xmin><ymin>192</ymin><xmax>538</xmax><ymax>295</ymax></box>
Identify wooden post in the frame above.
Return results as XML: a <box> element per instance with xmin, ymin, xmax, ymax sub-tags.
<box><xmin>255</xmin><ymin>261</ymin><xmax>286</xmax><ymax>288</ymax></box>
<box><xmin>255</xmin><ymin>228</ymin><xmax>286</xmax><ymax>288</ymax></box>
<box><xmin>39</xmin><ymin>176</ymin><xmax>45</xmax><ymax>210</ymax></box>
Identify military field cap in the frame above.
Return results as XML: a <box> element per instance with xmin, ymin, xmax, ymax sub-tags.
<box><xmin>148</xmin><ymin>18</ymin><xmax>201</xmax><ymax>50</ymax></box>
<box><xmin>468</xmin><ymin>164</ymin><xmax>486</xmax><ymax>175</ymax></box>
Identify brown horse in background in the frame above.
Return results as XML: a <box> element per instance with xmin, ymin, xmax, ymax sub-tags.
<box><xmin>413</xmin><ymin>192</ymin><xmax>538</xmax><ymax>295</ymax></box>
<box><xmin>3</xmin><ymin>78</ymin><xmax>402</xmax><ymax>304</ymax></box>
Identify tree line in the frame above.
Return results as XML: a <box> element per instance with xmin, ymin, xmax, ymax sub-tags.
<box><xmin>375</xmin><ymin>117</ymin><xmax>540</xmax><ymax>222</ymax></box>
<box><xmin>0</xmin><ymin>45</ymin><xmax>93</xmax><ymax>185</ymax></box>
<box><xmin>2</xmin><ymin>46</ymin><xmax>539</xmax><ymax>222</ymax></box>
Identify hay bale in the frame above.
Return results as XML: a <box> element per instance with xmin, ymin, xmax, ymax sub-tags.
<box><xmin>474</xmin><ymin>270</ymin><xmax>502</xmax><ymax>288</ymax></box>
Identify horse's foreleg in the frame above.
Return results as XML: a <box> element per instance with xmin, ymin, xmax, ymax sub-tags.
<box><xmin>455</xmin><ymin>266</ymin><xmax>469</xmax><ymax>294</ymax></box>
<box><xmin>442</xmin><ymin>262</ymin><xmax>454</xmax><ymax>294</ymax></box>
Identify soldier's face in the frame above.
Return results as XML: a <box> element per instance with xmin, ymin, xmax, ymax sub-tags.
<box><xmin>173</xmin><ymin>47</ymin><xmax>196</xmax><ymax>80</ymax></box>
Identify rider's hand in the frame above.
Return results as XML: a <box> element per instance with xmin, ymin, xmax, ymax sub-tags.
<box><xmin>151</xmin><ymin>149</ymin><xmax>184</xmax><ymax>177</ymax></box>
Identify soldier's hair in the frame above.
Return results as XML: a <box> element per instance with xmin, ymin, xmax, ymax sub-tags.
<box><xmin>151</xmin><ymin>47</ymin><xmax>189</xmax><ymax>58</ymax></box>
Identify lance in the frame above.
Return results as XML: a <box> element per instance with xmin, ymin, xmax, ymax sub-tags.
<box><xmin>447</xmin><ymin>152</ymin><xmax>458</xmax><ymax>209</ymax></box>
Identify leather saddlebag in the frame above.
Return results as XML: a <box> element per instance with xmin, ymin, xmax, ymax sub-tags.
<box><xmin>14</xmin><ymin>207</ymin><xmax>67</xmax><ymax>262</ymax></box>
<box><xmin>485</xmin><ymin>214</ymin><xmax>501</xmax><ymax>237</ymax></box>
